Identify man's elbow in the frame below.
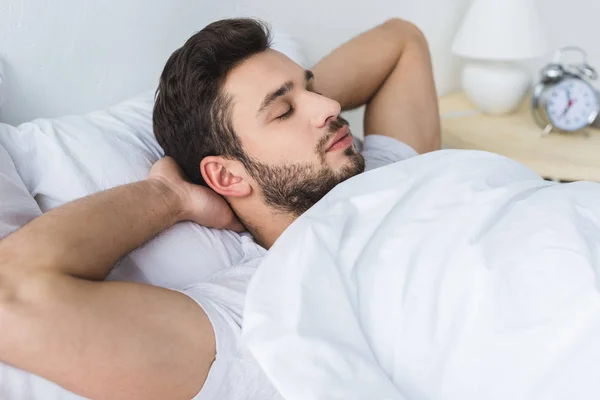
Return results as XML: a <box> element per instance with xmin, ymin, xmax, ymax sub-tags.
<box><xmin>0</xmin><ymin>236</ymin><xmax>44</xmax><ymax>308</ymax></box>
<box><xmin>0</xmin><ymin>244</ymin><xmax>42</xmax><ymax>335</ymax></box>
<box><xmin>0</xmin><ymin>275</ymin><xmax>16</xmax><ymax>315</ymax></box>
<box><xmin>0</xmin><ymin>248</ymin><xmax>21</xmax><ymax>310</ymax></box>
<box><xmin>381</xmin><ymin>18</ymin><xmax>427</xmax><ymax>44</ymax></box>
<box><xmin>0</xmin><ymin>264</ymin><xmax>22</xmax><ymax>356</ymax></box>
<box><xmin>0</xmin><ymin>267</ymin><xmax>56</xmax><ymax>362</ymax></box>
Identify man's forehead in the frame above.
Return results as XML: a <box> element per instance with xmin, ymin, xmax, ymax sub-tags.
<box><xmin>224</xmin><ymin>49</ymin><xmax>303</xmax><ymax>104</ymax></box>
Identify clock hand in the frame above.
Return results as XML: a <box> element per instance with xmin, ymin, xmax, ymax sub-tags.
<box><xmin>562</xmin><ymin>88</ymin><xmax>575</xmax><ymax>117</ymax></box>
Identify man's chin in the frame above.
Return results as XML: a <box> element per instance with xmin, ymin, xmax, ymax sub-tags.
<box><xmin>335</xmin><ymin>152</ymin><xmax>366</xmax><ymax>182</ymax></box>
<box><xmin>250</xmin><ymin>149</ymin><xmax>365</xmax><ymax>218</ymax></box>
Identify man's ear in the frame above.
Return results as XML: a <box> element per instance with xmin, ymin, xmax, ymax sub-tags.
<box><xmin>200</xmin><ymin>156</ymin><xmax>252</xmax><ymax>198</ymax></box>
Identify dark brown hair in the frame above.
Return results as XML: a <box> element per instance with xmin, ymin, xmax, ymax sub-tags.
<box><xmin>153</xmin><ymin>18</ymin><xmax>272</xmax><ymax>185</ymax></box>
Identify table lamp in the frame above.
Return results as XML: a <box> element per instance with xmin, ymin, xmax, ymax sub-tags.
<box><xmin>452</xmin><ymin>0</ymin><xmax>551</xmax><ymax>114</ymax></box>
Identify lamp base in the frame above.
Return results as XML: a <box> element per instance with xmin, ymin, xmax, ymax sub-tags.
<box><xmin>461</xmin><ymin>61</ymin><xmax>531</xmax><ymax>115</ymax></box>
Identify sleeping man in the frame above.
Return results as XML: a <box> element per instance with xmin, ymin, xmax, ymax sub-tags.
<box><xmin>3</xmin><ymin>17</ymin><xmax>600</xmax><ymax>400</ymax></box>
<box><xmin>0</xmin><ymin>17</ymin><xmax>439</xmax><ymax>400</ymax></box>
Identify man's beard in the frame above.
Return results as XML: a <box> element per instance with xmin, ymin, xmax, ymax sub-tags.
<box><xmin>246</xmin><ymin>116</ymin><xmax>365</xmax><ymax>217</ymax></box>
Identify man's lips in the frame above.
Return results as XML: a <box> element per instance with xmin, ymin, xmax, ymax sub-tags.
<box><xmin>326</xmin><ymin>124</ymin><xmax>351</xmax><ymax>152</ymax></box>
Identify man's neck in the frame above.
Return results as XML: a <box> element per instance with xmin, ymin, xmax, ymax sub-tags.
<box><xmin>237</xmin><ymin>205</ymin><xmax>296</xmax><ymax>250</ymax></box>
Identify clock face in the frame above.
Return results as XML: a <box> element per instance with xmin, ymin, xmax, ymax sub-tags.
<box><xmin>546</xmin><ymin>78</ymin><xmax>599</xmax><ymax>131</ymax></box>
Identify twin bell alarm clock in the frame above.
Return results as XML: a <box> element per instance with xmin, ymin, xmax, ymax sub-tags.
<box><xmin>532</xmin><ymin>46</ymin><xmax>600</xmax><ymax>135</ymax></box>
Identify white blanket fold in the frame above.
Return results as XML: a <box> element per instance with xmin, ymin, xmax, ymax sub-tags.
<box><xmin>243</xmin><ymin>150</ymin><xmax>600</xmax><ymax>400</ymax></box>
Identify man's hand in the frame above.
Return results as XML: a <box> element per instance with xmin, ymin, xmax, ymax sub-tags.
<box><xmin>149</xmin><ymin>157</ymin><xmax>244</xmax><ymax>232</ymax></box>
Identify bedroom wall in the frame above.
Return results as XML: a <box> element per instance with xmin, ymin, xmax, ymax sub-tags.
<box><xmin>0</xmin><ymin>0</ymin><xmax>471</xmax><ymax>127</ymax></box>
<box><xmin>0</xmin><ymin>0</ymin><xmax>596</xmax><ymax>127</ymax></box>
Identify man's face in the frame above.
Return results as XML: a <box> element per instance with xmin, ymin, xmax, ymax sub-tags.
<box><xmin>224</xmin><ymin>49</ymin><xmax>365</xmax><ymax>216</ymax></box>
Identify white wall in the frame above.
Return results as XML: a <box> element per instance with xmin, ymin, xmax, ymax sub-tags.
<box><xmin>0</xmin><ymin>0</ymin><xmax>219</xmax><ymax>125</ymax></box>
<box><xmin>0</xmin><ymin>0</ymin><xmax>471</xmax><ymax>127</ymax></box>
<box><xmin>536</xmin><ymin>0</ymin><xmax>600</xmax><ymax>73</ymax></box>
<box><xmin>2</xmin><ymin>0</ymin><xmax>597</xmax><ymax>128</ymax></box>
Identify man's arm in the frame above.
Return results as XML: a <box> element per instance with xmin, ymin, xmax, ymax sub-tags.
<box><xmin>0</xmin><ymin>158</ymin><xmax>240</xmax><ymax>400</ymax></box>
<box><xmin>313</xmin><ymin>18</ymin><xmax>441</xmax><ymax>154</ymax></box>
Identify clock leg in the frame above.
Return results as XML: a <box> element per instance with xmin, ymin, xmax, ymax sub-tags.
<box><xmin>542</xmin><ymin>124</ymin><xmax>553</xmax><ymax>137</ymax></box>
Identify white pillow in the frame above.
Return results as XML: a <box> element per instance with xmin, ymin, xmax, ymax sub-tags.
<box><xmin>0</xmin><ymin>31</ymin><xmax>307</xmax><ymax>289</ymax></box>
<box><xmin>0</xmin><ymin>93</ymin><xmax>246</xmax><ymax>288</ymax></box>
<box><xmin>0</xmin><ymin>141</ymin><xmax>40</xmax><ymax>238</ymax></box>
<box><xmin>0</xmin><ymin>58</ymin><xmax>5</xmax><ymax>111</ymax></box>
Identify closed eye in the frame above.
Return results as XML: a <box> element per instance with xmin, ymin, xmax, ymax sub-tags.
<box><xmin>276</xmin><ymin>88</ymin><xmax>320</xmax><ymax>121</ymax></box>
<box><xmin>278</xmin><ymin>105</ymin><xmax>294</xmax><ymax>120</ymax></box>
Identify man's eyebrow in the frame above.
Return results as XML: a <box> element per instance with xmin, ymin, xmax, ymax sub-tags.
<box><xmin>257</xmin><ymin>70</ymin><xmax>314</xmax><ymax>116</ymax></box>
<box><xmin>257</xmin><ymin>81</ymin><xmax>294</xmax><ymax>116</ymax></box>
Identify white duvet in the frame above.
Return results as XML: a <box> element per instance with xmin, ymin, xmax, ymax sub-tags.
<box><xmin>242</xmin><ymin>150</ymin><xmax>600</xmax><ymax>400</ymax></box>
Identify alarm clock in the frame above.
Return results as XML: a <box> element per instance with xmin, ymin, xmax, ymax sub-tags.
<box><xmin>532</xmin><ymin>46</ymin><xmax>600</xmax><ymax>135</ymax></box>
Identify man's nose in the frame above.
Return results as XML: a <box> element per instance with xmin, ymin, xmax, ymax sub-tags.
<box><xmin>308</xmin><ymin>93</ymin><xmax>341</xmax><ymax>129</ymax></box>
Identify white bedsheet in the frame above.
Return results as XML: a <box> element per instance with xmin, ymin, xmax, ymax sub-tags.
<box><xmin>243</xmin><ymin>150</ymin><xmax>600</xmax><ymax>400</ymax></box>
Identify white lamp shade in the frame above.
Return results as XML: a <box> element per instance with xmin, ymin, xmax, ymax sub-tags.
<box><xmin>452</xmin><ymin>0</ymin><xmax>551</xmax><ymax>60</ymax></box>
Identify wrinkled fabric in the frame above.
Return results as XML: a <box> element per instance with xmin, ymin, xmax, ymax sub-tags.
<box><xmin>243</xmin><ymin>150</ymin><xmax>600</xmax><ymax>400</ymax></box>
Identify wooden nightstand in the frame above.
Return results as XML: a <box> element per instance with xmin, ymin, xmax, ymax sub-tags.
<box><xmin>439</xmin><ymin>92</ymin><xmax>600</xmax><ymax>182</ymax></box>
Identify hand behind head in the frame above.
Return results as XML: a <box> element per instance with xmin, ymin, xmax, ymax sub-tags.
<box><xmin>148</xmin><ymin>157</ymin><xmax>245</xmax><ymax>232</ymax></box>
